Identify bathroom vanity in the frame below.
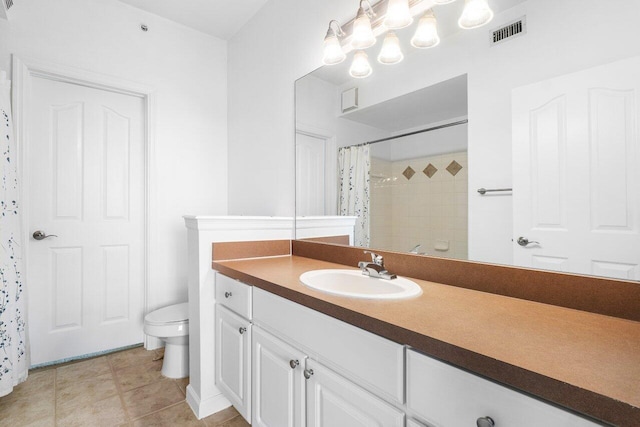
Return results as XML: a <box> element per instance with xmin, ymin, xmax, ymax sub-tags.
<box><xmin>210</xmin><ymin>240</ymin><xmax>640</xmax><ymax>427</ymax></box>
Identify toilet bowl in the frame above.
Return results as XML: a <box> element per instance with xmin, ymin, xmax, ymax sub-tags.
<box><xmin>143</xmin><ymin>302</ymin><xmax>189</xmax><ymax>379</ymax></box>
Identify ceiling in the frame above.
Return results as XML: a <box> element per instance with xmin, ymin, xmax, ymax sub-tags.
<box><xmin>342</xmin><ymin>74</ymin><xmax>468</xmax><ymax>133</ymax></box>
<box><xmin>117</xmin><ymin>0</ymin><xmax>269</xmax><ymax>40</ymax></box>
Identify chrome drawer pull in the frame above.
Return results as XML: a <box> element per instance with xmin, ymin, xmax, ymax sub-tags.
<box><xmin>239</xmin><ymin>327</ymin><xmax>247</xmax><ymax>335</ymax></box>
<box><xmin>289</xmin><ymin>359</ymin><xmax>299</xmax><ymax>369</ymax></box>
<box><xmin>224</xmin><ymin>291</ymin><xmax>232</xmax><ymax>298</ymax></box>
<box><xmin>303</xmin><ymin>369</ymin><xmax>314</xmax><ymax>379</ymax></box>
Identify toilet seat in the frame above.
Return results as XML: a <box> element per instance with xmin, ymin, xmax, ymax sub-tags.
<box><xmin>144</xmin><ymin>302</ymin><xmax>188</xmax><ymax>326</ymax></box>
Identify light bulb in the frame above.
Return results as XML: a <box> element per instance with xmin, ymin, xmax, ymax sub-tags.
<box><xmin>458</xmin><ymin>0</ymin><xmax>494</xmax><ymax>29</ymax></box>
<box><xmin>352</xmin><ymin>5</ymin><xmax>376</xmax><ymax>49</ymax></box>
<box><xmin>411</xmin><ymin>11</ymin><xmax>440</xmax><ymax>49</ymax></box>
<box><xmin>377</xmin><ymin>31</ymin><xmax>403</xmax><ymax>65</ymax></box>
<box><xmin>384</xmin><ymin>0</ymin><xmax>413</xmax><ymax>30</ymax></box>
<box><xmin>350</xmin><ymin>50</ymin><xmax>373</xmax><ymax>78</ymax></box>
<box><xmin>433</xmin><ymin>0</ymin><xmax>456</xmax><ymax>4</ymax></box>
<box><xmin>322</xmin><ymin>27</ymin><xmax>346</xmax><ymax>65</ymax></box>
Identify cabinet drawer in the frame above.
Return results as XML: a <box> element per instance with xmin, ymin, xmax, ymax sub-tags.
<box><xmin>253</xmin><ymin>287</ymin><xmax>404</xmax><ymax>405</ymax></box>
<box><xmin>406</xmin><ymin>349</ymin><xmax>601</xmax><ymax>427</ymax></box>
<box><xmin>216</xmin><ymin>273</ymin><xmax>252</xmax><ymax>319</ymax></box>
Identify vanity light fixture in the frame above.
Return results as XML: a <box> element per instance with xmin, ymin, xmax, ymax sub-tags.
<box><xmin>411</xmin><ymin>10</ymin><xmax>440</xmax><ymax>49</ymax></box>
<box><xmin>384</xmin><ymin>0</ymin><xmax>413</xmax><ymax>30</ymax></box>
<box><xmin>322</xmin><ymin>20</ymin><xmax>347</xmax><ymax>65</ymax></box>
<box><xmin>378</xmin><ymin>31</ymin><xmax>404</xmax><ymax>64</ymax></box>
<box><xmin>351</xmin><ymin>0</ymin><xmax>377</xmax><ymax>49</ymax></box>
<box><xmin>458</xmin><ymin>0</ymin><xmax>494</xmax><ymax>29</ymax></box>
<box><xmin>350</xmin><ymin>50</ymin><xmax>373</xmax><ymax>78</ymax></box>
<box><xmin>324</xmin><ymin>0</ymin><xmax>495</xmax><ymax>78</ymax></box>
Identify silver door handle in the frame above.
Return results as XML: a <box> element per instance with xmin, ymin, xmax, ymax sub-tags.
<box><xmin>33</xmin><ymin>230</ymin><xmax>58</xmax><ymax>240</ymax></box>
<box><xmin>303</xmin><ymin>369</ymin><xmax>314</xmax><ymax>379</ymax></box>
<box><xmin>517</xmin><ymin>236</ymin><xmax>539</xmax><ymax>247</ymax></box>
<box><xmin>238</xmin><ymin>327</ymin><xmax>247</xmax><ymax>335</ymax></box>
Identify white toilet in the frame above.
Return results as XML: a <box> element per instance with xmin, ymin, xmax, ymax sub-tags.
<box><xmin>143</xmin><ymin>302</ymin><xmax>189</xmax><ymax>379</ymax></box>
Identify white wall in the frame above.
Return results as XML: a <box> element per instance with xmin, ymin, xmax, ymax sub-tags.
<box><xmin>228</xmin><ymin>0</ymin><xmax>640</xmax><ymax>265</ymax></box>
<box><xmin>228</xmin><ymin>0</ymin><xmax>356</xmax><ymax>216</ymax></box>
<box><xmin>0</xmin><ymin>0</ymin><xmax>228</xmax><ymax>311</ymax></box>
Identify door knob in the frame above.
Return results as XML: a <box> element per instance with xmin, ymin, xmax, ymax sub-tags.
<box><xmin>303</xmin><ymin>369</ymin><xmax>314</xmax><ymax>379</ymax></box>
<box><xmin>477</xmin><ymin>416</ymin><xmax>495</xmax><ymax>427</ymax></box>
<box><xmin>289</xmin><ymin>359</ymin><xmax>299</xmax><ymax>369</ymax></box>
<box><xmin>517</xmin><ymin>236</ymin><xmax>539</xmax><ymax>247</ymax></box>
<box><xmin>238</xmin><ymin>327</ymin><xmax>247</xmax><ymax>335</ymax></box>
<box><xmin>33</xmin><ymin>230</ymin><xmax>58</xmax><ymax>240</ymax></box>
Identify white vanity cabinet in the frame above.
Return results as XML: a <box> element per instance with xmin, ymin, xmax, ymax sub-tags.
<box><xmin>406</xmin><ymin>349</ymin><xmax>601</xmax><ymax>427</ymax></box>
<box><xmin>214</xmin><ymin>273</ymin><xmax>601</xmax><ymax>427</ymax></box>
<box><xmin>252</xmin><ymin>326</ymin><xmax>307</xmax><ymax>427</ymax></box>
<box><xmin>305</xmin><ymin>359</ymin><xmax>405</xmax><ymax>427</ymax></box>
<box><xmin>252</xmin><ymin>286</ymin><xmax>405</xmax><ymax>427</ymax></box>
<box><xmin>215</xmin><ymin>274</ymin><xmax>253</xmax><ymax>422</ymax></box>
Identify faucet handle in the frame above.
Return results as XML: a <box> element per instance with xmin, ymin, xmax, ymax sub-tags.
<box><xmin>363</xmin><ymin>250</ymin><xmax>384</xmax><ymax>266</ymax></box>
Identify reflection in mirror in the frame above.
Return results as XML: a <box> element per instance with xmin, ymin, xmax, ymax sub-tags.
<box><xmin>297</xmin><ymin>72</ymin><xmax>468</xmax><ymax>258</ymax></box>
<box><xmin>295</xmin><ymin>0</ymin><xmax>640</xmax><ymax>282</ymax></box>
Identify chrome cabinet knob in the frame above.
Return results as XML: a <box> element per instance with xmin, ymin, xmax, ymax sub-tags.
<box><xmin>477</xmin><ymin>416</ymin><xmax>495</xmax><ymax>427</ymax></box>
<box><xmin>289</xmin><ymin>359</ymin><xmax>299</xmax><ymax>369</ymax></box>
<box><xmin>303</xmin><ymin>369</ymin><xmax>314</xmax><ymax>379</ymax></box>
<box><xmin>238</xmin><ymin>327</ymin><xmax>247</xmax><ymax>334</ymax></box>
<box><xmin>224</xmin><ymin>292</ymin><xmax>232</xmax><ymax>298</ymax></box>
<box><xmin>33</xmin><ymin>230</ymin><xmax>58</xmax><ymax>240</ymax></box>
<box><xmin>517</xmin><ymin>236</ymin><xmax>540</xmax><ymax>247</ymax></box>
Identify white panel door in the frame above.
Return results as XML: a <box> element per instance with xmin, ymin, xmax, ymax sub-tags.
<box><xmin>512</xmin><ymin>56</ymin><xmax>640</xmax><ymax>279</ymax></box>
<box><xmin>252</xmin><ymin>326</ymin><xmax>306</xmax><ymax>427</ymax></box>
<box><xmin>26</xmin><ymin>76</ymin><xmax>145</xmax><ymax>365</ymax></box>
<box><xmin>305</xmin><ymin>359</ymin><xmax>405</xmax><ymax>427</ymax></box>
<box><xmin>215</xmin><ymin>305</ymin><xmax>251</xmax><ymax>422</ymax></box>
<box><xmin>296</xmin><ymin>133</ymin><xmax>326</xmax><ymax>216</ymax></box>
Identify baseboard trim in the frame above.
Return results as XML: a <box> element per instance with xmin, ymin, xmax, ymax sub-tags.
<box><xmin>186</xmin><ymin>384</ymin><xmax>232</xmax><ymax>420</ymax></box>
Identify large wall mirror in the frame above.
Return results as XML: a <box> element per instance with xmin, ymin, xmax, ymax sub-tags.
<box><xmin>295</xmin><ymin>0</ymin><xmax>640</xmax><ymax>282</ymax></box>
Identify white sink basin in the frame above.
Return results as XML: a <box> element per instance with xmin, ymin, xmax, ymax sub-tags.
<box><xmin>299</xmin><ymin>269</ymin><xmax>422</xmax><ymax>300</ymax></box>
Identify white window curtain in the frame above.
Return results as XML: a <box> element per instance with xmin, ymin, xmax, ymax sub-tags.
<box><xmin>338</xmin><ymin>144</ymin><xmax>371</xmax><ymax>247</ymax></box>
<box><xmin>0</xmin><ymin>70</ymin><xmax>29</xmax><ymax>397</ymax></box>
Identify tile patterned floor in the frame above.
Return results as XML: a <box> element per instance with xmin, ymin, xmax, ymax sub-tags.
<box><xmin>0</xmin><ymin>346</ymin><xmax>251</xmax><ymax>427</ymax></box>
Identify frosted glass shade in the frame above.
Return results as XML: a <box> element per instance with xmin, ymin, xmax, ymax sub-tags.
<box><xmin>352</xmin><ymin>6</ymin><xmax>376</xmax><ymax>49</ymax></box>
<box><xmin>377</xmin><ymin>31</ymin><xmax>404</xmax><ymax>65</ymax></box>
<box><xmin>350</xmin><ymin>50</ymin><xmax>373</xmax><ymax>78</ymax></box>
<box><xmin>322</xmin><ymin>29</ymin><xmax>346</xmax><ymax>65</ymax></box>
<box><xmin>384</xmin><ymin>0</ymin><xmax>413</xmax><ymax>30</ymax></box>
<box><xmin>458</xmin><ymin>0</ymin><xmax>494</xmax><ymax>29</ymax></box>
<box><xmin>411</xmin><ymin>11</ymin><xmax>440</xmax><ymax>49</ymax></box>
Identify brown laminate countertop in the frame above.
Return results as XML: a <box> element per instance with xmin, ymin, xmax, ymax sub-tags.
<box><xmin>213</xmin><ymin>255</ymin><xmax>640</xmax><ymax>426</ymax></box>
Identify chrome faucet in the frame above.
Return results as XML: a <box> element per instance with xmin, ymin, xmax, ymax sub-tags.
<box><xmin>358</xmin><ymin>250</ymin><xmax>397</xmax><ymax>280</ymax></box>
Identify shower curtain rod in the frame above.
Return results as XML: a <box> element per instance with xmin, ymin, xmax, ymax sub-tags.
<box><xmin>350</xmin><ymin>119</ymin><xmax>468</xmax><ymax>147</ymax></box>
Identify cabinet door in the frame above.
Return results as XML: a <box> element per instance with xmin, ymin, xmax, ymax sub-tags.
<box><xmin>215</xmin><ymin>305</ymin><xmax>251</xmax><ymax>422</ymax></box>
<box><xmin>305</xmin><ymin>359</ymin><xmax>405</xmax><ymax>427</ymax></box>
<box><xmin>252</xmin><ymin>326</ymin><xmax>306</xmax><ymax>427</ymax></box>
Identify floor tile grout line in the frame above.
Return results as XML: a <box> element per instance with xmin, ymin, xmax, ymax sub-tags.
<box><xmin>53</xmin><ymin>367</ymin><xmax>57</xmax><ymax>425</ymax></box>
<box><xmin>108</xmin><ymin>352</ymin><xmax>134</xmax><ymax>424</ymax></box>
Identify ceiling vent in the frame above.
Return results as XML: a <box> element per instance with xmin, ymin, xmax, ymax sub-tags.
<box><xmin>491</xmin><ymin>17</ymin><xmax>526</xmax><ymax>46</ymax></box>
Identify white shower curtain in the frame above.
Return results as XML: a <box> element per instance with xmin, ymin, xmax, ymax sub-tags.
<box><xmin>338</xmin><ymin>144</ymin><xmax>371</xmax><ymax>247</ymax></box>
<box><xmin>0</xmin><ymin>70</ymin><xmax>29</xmax><ymax>397</ymax></box>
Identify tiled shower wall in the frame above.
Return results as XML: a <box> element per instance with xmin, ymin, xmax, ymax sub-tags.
<box><xmin>370</xmin><ymin>152</ymin><xmax>468</xmax><ymax>259</ymax></box>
